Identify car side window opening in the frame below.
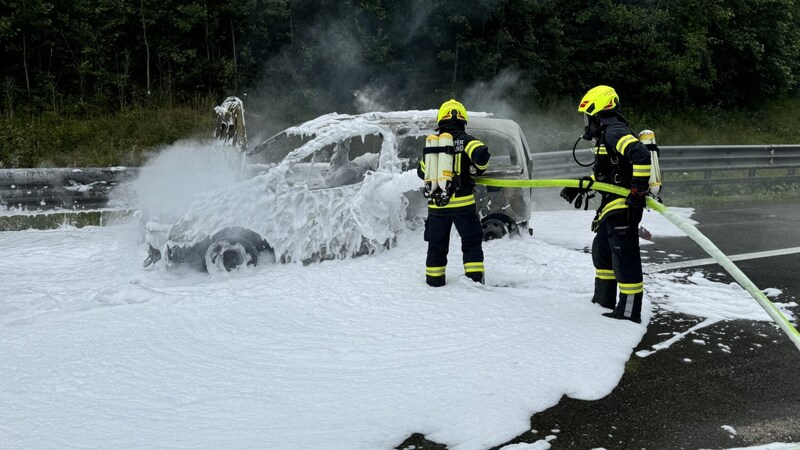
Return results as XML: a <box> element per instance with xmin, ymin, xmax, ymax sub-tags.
<box><xmin>396</xmin><ymin>135</ymin><xmax>425</xmax><ymax>171</ymax></box>
<box><xmin>285</xmin><ymin>144</ymin><xmax>333</xmax><ymax>189</ymax></box>
<box><xmin>320</xmin><ymin>135</ymin><xmax>381</xmax><ymax>188</ymax></box>
<box><xmin>479</xmin><ymin>131</ymin><xmax>518</xmax><ymax>169</ymax></box>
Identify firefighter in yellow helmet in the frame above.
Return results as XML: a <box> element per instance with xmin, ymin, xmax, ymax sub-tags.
<box><xmin>560</xmin><ymin>86</ymin><xmax>654</xmax><ymax>323</ymax></box>
<box><xmin>417</xmin><ymin>99</ymin><xmax>491</xmax><ymax>286</ymax></box>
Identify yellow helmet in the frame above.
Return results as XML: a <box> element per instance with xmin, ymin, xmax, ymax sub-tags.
<box><xmin>578</xmin><ymin>85</ymin><xmax>619</xmax><ymax>116</ymax></box>
<box><xmin>437</xmin><ymin>99</ymin><xmax>468</xmax><ymax>124</ymax></box>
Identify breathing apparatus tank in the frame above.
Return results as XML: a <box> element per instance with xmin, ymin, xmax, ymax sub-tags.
<box><xmin>437</xmin><ymin>132</ymin><xmax>455</xmax><ymax>194</ymax></box>
<box><xmin>423</xmin><ymin>134</ymin><xmax>440</xmax><ymax>198</ymax></box>
<box><xmin>639</xmin><ymin>129</ymin><xmax>662</xmax><ymax>196</ymax></box>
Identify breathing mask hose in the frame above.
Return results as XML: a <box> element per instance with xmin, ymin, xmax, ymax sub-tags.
<box><xmin>572</xmin><ymin>136</ymin><xmax>594</xmax><ymax>167</ymax></box>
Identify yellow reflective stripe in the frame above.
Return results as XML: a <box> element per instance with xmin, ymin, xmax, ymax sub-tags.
<box><xmin>598</xmin><ymin>197</ymin><xmax>628</xmax><ymax>220</ymax></box>
<box><xmin>455</xmin><ymin>153</ymin><xmax>462</xmax><ymax>175</ymax></box>
<box><xmin>465</xmin><ymin>140</ymin><xmax>484</xmax><ymax>158</ymax></box>
<box><xmin>426</xmin><ymin>266</ymin><xmax>446</xmax><ymax>276</ymax></box>
<box><xmin>595</xmin><ymin>269</ymin><xmax>615</xmax><ymax>280</ymax></box>
<box><xmin>632</xmin><ymin>164</ymin><xmax>651</xmax><ymax>177</ymax></box>
<box><xmin>616</xmin><ymin>135</ymin><xmax>638</xmax><ymax>155</ymax></box>
<box><xmin>420</xmin><ymin>161</ymin><xmax>426</xmax><ymax>172</ymax></box>
<box><xmin>474</xmin><ymin>160</ymin><xmax>489</xmax><ymax>170</ymax></box>
<box><xmin>464</xmin><ymin>262</ymin><xmax>485</xmax><ymax>273</ymax></box>
<box><xmin>594</xmin><ymin>145</ymin><xmax>608</xmax><ymax>155</ymax></box>
<box><xmin>619</xmin><ymin>282</ymin><xmax>644</xmax><ymax>294</ymax></box>
<box><xmin>429</xmin><ymin>194</ymin><xmax>476</xmax><ymax>209</ymax></box>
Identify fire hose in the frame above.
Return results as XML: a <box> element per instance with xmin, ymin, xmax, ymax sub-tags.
<box><xmin>475</xmin><ymin>176</ymin><xmax>800</xmax><ymax>354</ymax></box>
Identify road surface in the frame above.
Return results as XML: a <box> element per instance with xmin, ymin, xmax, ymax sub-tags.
<box><xmin>400</xmin><ymin>199</ymin><xmax>800</xmax><ymax>450</ymax></box>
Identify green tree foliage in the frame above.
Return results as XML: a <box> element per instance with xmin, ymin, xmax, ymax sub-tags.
<box><xmin>1</xmin><ymin>0</ymin><xmax>799</xmax><ymax>120</ymax></box>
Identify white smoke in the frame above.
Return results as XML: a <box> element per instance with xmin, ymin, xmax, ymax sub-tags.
<box><xmin>353</xmin><ymin>86</ymin><xmax>391</xmax><ymax>113</ymax></box>
<box><xmin>126</xmin><ymin>140</ymin><xmax>246</xmax><ymax>226</ymax></box>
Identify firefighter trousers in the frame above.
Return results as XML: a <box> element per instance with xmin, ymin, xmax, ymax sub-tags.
<box><xmin>591</xmin><ymin>208</ymin><xmax>644</xmax><ymax>322</ymax></box>
<box><xmin>424</xmin><ymin>208</ymin><xmax>484</xmax><ymax>286</ymax></box>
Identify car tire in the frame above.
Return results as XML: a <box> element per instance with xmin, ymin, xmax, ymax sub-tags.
<box><xmin>204</xmin><ymin>237</ymin><xmax>258</xmax><ymax>273</ymax></box>
<box><xmin>481</xmin><ymin>217</ymin><xmax>509</xmax><ymax>241</ymax></box>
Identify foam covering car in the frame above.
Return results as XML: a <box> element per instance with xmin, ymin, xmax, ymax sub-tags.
<box><xmin>143</xmin><ymin>98</ymin><xmax>536</xmax><ymax>272</ymax></box>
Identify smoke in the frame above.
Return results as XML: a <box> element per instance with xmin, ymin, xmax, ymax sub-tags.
<box><xmin>459</xmin><ymin>69</ymin><xmax>582</xmax><ymax>154</ymax></box>
<box><xmin>354</xmin><ymin>86</ymin><xmax>391</xmax><ymax>113</ymax></box>
<box><xmin>462</xmin><ymin>70</ymin><xmax>521</xmax><ymax>119</ymax></box>
<box><xmin>125</xmin><ymin>140</ymin><xmax>246</xmax><ymax>227</ymax></box>
<box><xmin>395</xmin><ymin>0</ymin><xmax>439</xmax><ymax>45</ymax></box>
<box><xmin>241</xmin><ymin>3</ymin><xmax>580</xmax><ymax>157</ymax></box>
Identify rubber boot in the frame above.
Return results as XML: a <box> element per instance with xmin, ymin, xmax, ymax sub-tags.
<box><xmin>603</xmin><ymin>292</ymin><xmax>643</xmax><ymax>323</ymax></box>
<box><xmin>426</xmin><ymin>275</ymin><xmax>446</xmax><ymax>287</ymax></box>
<box><xmin>591</xmin><ymin>278</ymin><xmax>617</xmax><ymax>309</ymax></box>
<box><xmin>466</xmin><ymin>272</ymin><xmax>485</xmax><ymax>284</ymax></box>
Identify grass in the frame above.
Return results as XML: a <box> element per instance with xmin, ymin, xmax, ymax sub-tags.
<box><xmin>0</xmin><ymin>209</ymin><xmax>135</xmax><ymax>231</ymax></box>
<box><xmin>632</xmin><ymin>98</ymin><xmax>800</xmax><ymax>146</ymax></box>
<box><xmin>0</xmin><ymin>103</ymin><xmax>214</xmax><ymax>168</ymax></box>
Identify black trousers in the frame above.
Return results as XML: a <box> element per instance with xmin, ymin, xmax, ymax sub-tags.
<box><xmin>424</xmin><ymin>208</ymin><xmax>484</xmax><ymax>286</ymax></box>
<box><xmin>591</xmin><ymin>208</ymin><xmax>644</xmax><ymax>321</ymax></box>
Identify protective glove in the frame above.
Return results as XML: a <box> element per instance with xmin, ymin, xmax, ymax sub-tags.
<box><xmin>626</xmin><ymin>187</ymin><xmax>647</xmax><ymax>208</ymax></box>
<box><xmin>644</xmin><ymin>143</ymin><xmax>659</xmax><ymax>154</ymax></box>
<box><xmin>560</xmin><ymin>187</ymin><xmax>580</xmax><ymax>204</ymax></box>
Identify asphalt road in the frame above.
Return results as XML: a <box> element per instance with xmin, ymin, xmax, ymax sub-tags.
<box><xmin>398</xmin><ymin>200</ymin><xmax>800</xmax><ymax>450</ymax></box>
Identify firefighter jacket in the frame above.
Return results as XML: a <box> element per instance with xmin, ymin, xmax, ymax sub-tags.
<box><xmin>591</xmin><ymin>113</ymin><xmax>651</xmax><ymax>226</ymax></box>
<box><xmin>417</xmin><ymin>123</ymin><xmax>490</xmax><ymax>215</ymax></box>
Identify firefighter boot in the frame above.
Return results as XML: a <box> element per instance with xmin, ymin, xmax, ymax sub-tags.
<box><xmin>466</xmin><ymin>271</ymin><xmax>485</xmax><ymax>284</ymax></box>
<box><xmin>591</xmin><ymin>278</ymin><xmax>617</xmax><ymax>310</ymax></box>
<box><xmin>426</xmin><ymin>266</ymin><xmax>446</xmax><ymax>287</ymax></box>
<box><xmin>603</xmin><ymin>292</ymin><xmax>643</xmax><ymax>323</ymax></box>
<box><xmin>464</xmin><ymin>261</ymin><xmax>485</xmax><ymax>284</ymax></box>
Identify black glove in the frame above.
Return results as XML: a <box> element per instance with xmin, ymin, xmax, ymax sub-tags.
<box><xmin>644</xmin><ymin>143</ymin><xmax>659</xmax><ymax>154</ymax></box>
<box><xmin>560</xmin><ymin>187</ymin><xmax>579</xmax><ymax>204</ymax></box>
<box><xmin>626</xmin><ymin>187</ymin><xmax>647</xmax><ymax>208</ymax></box>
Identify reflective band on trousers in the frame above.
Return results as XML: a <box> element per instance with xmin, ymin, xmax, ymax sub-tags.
<box><xmin>595</xmin><ymin>268</ymin><xmax>615</xmax><ymax>280</ymax></box>
<box><xmin>426</xmin><ymin>266</ymin><xmax>446</xmax><ymax>277</ymax></box>
<box><xmin>464</xmin><ymin>261</ymin><xmax>484</xmax><ymax>273</ymax></box>
<box><xmin>619</xmin><ymin>281</ymin><xmax>643</xmax><ymax>294</ymax></box>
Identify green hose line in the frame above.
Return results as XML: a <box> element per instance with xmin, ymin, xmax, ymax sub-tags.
<box><xmin>476</xmin><ymin>176</ymin><xmax>800</xmax><ymax>353</ymax></box>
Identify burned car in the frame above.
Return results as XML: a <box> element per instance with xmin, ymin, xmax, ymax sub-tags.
<box><xmin>143</xmin><ymin>103</ymin><xmax>535</xmax><ymax>272</ymax></box>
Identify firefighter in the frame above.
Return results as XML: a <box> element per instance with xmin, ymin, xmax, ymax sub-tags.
<box><xmin>560</xmin><ymin>86</ymin><xmax>653</xmax><ymax>323</ymax></box>
<box><xmin>417</xmin><ymin>99</ymin><xmax>491</xmax><ymax>287</ymax></box>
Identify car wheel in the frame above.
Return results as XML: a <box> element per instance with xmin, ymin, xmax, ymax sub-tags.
<box><xmin>482</xmin><ymin>217</ymin><xmax>508</xmax><ymax>241</ymax></box>
<box><xmin>204</xmin><ymin>238</ymin><xmax>258</xmax><ymax>273</ymax></box>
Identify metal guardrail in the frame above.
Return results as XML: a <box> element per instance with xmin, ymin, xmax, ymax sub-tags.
<box><xmin>0</xmin><ymin>167</ymin><xmax>139</xmax><ymax>211</ymax></box>
<box><xmin>531</xmin><ymin>144</ymin><xmax>800</xmax><ymax>184</ymax></box>
<box><xmin>1</xmin><ymin>145</ymin><xmax>799</xmax><ymax>212</ymax></box>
